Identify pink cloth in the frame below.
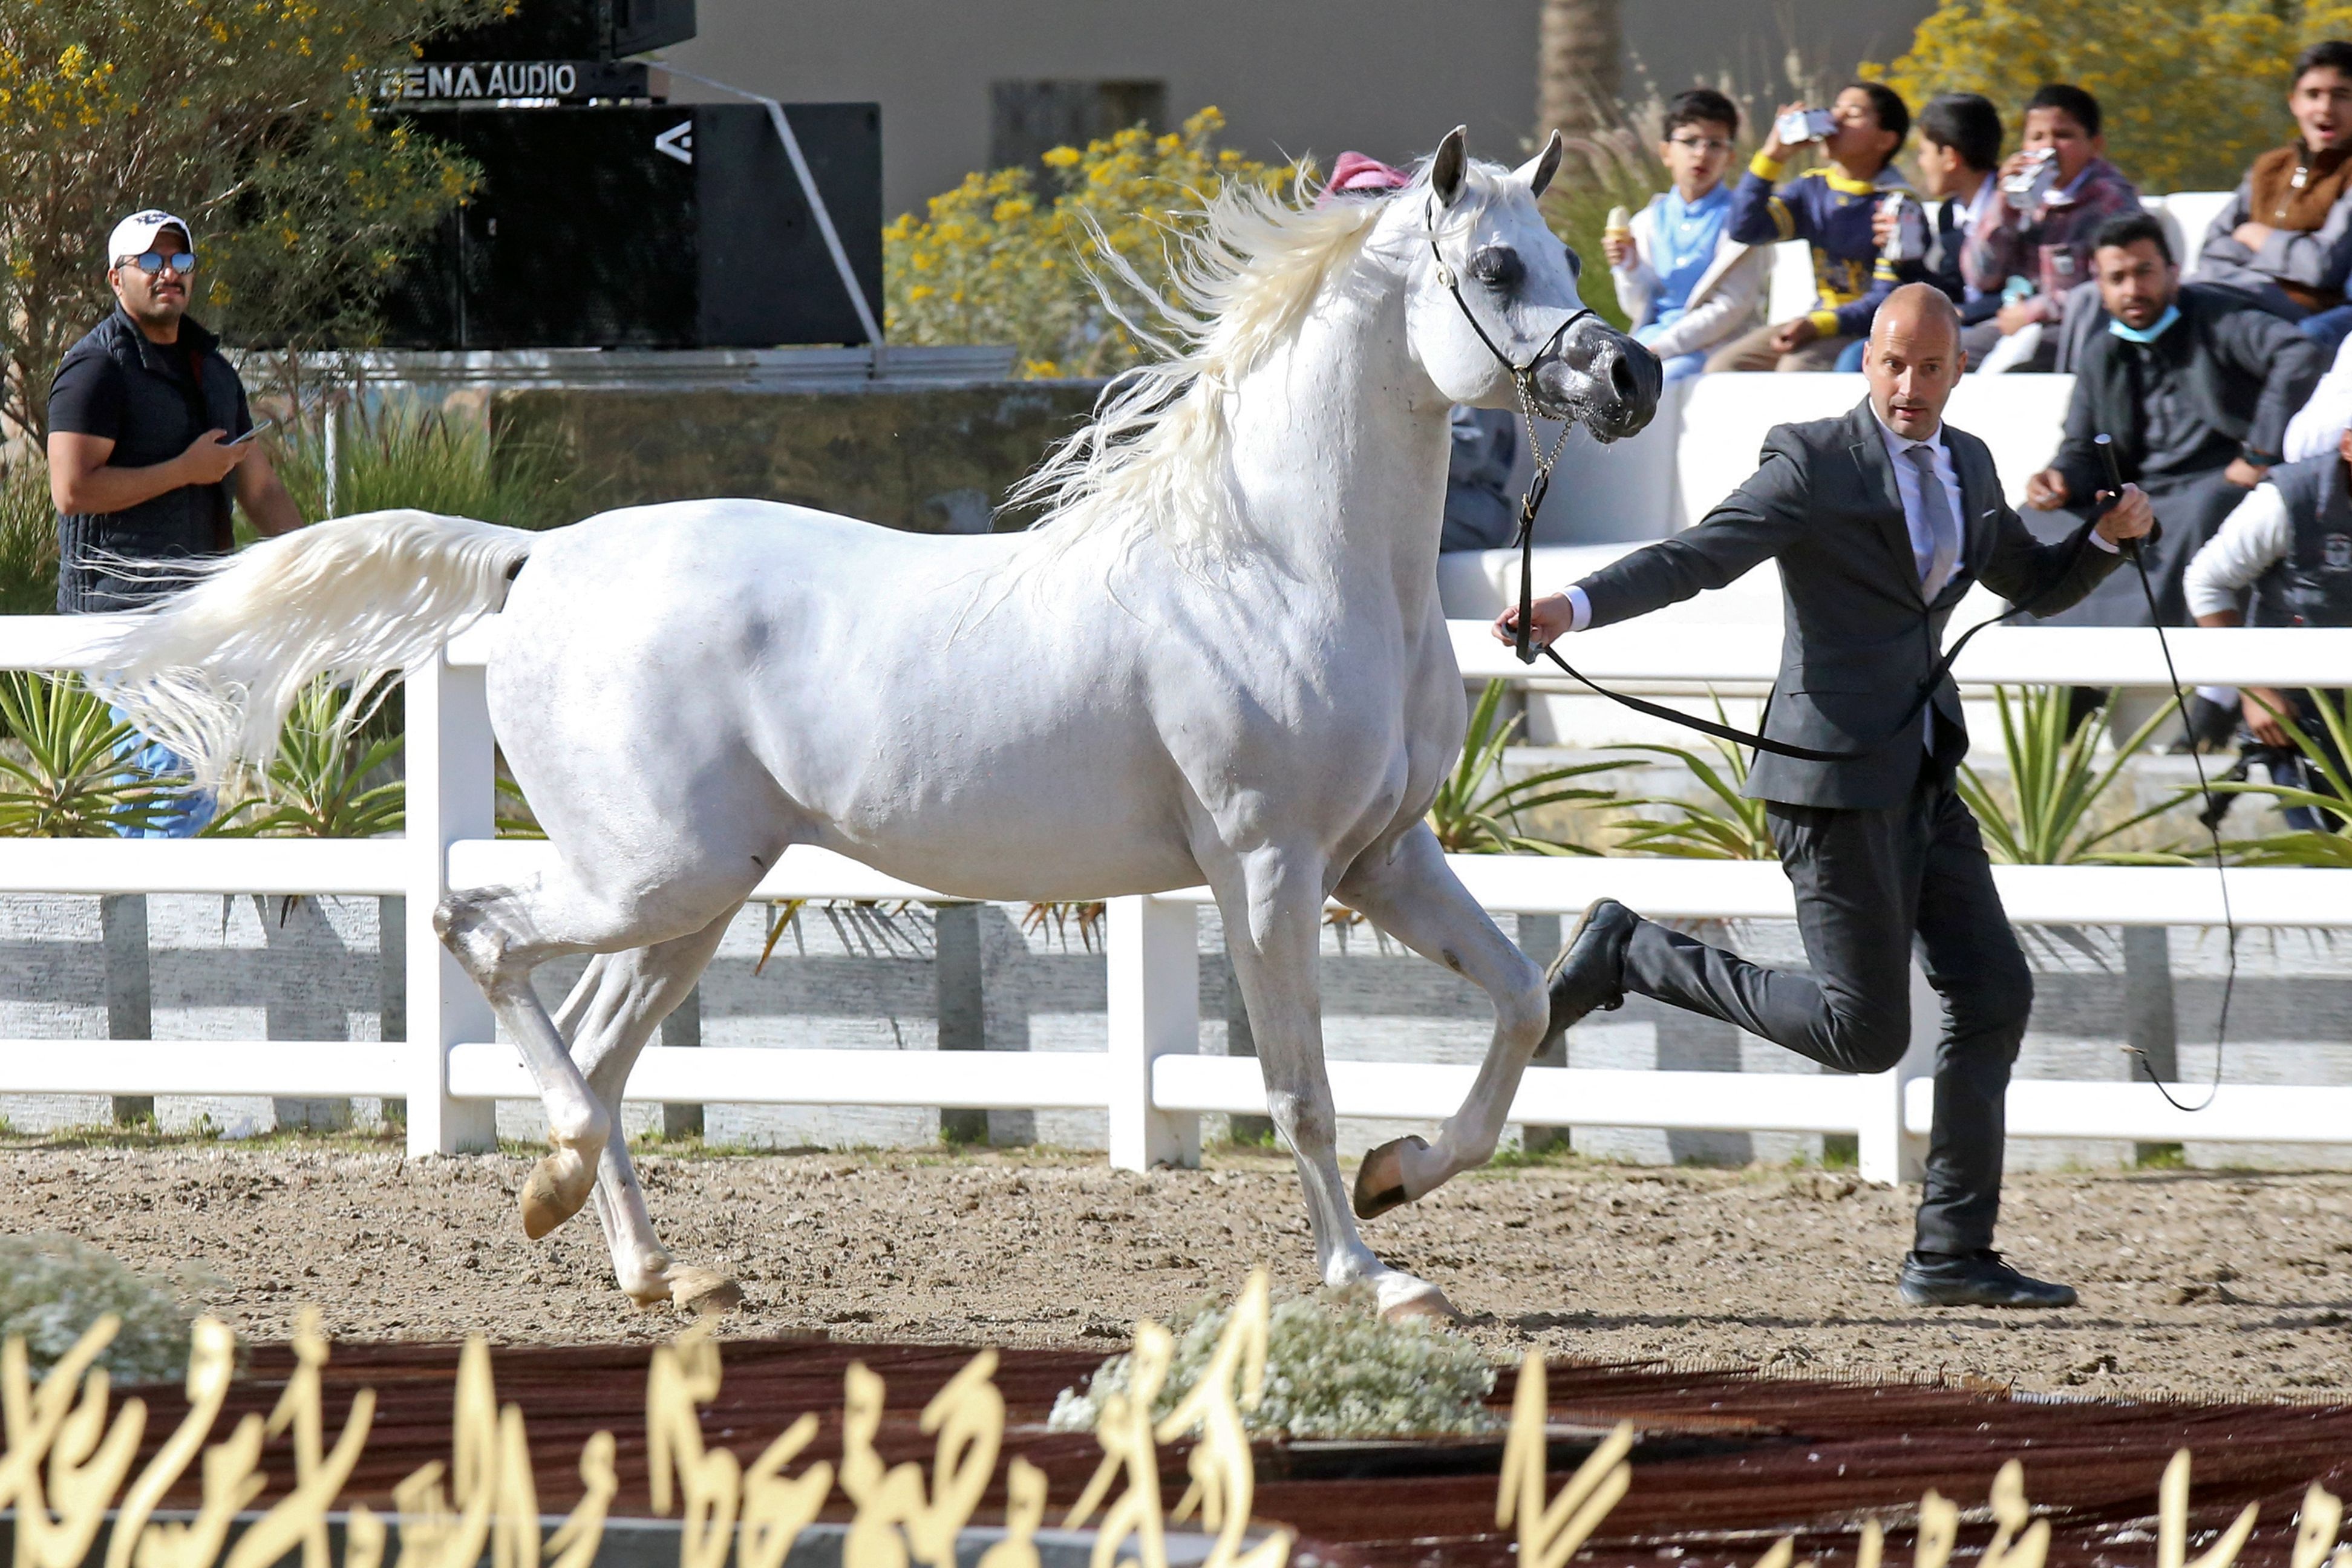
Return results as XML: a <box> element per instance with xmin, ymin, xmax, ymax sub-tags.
<box><xmin>1320</xmin><ymin>151</ymin><xmax>1410</xmax><ymax>206</ymax></box>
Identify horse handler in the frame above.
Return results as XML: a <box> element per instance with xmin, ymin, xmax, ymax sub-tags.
<box><xmin>1500</xmin><ymin>284</ymin><xmax>2154</xmax><ymax>1308</ymax></box>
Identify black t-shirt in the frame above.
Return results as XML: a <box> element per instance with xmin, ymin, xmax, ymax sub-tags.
<box><xmin>48</xmin><ymin>334</ymin><xmax>250</xmax><ymax>444</ymax></box>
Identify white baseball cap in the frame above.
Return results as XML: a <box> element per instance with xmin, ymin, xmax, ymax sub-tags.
<box><xmin>106</xmin><ymin>209</ymin><xmax>195</xmax><ymax>264</ymax></box>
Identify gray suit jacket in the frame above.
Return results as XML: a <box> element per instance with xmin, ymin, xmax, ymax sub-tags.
<box><xmin>1573</xmin><ymin>399</ymin><xmax>2126</xmax><ymax>809</ymax></box>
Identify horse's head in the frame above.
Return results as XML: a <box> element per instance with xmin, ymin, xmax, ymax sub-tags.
<box><xmin>1402</xmin><ymin>126</ymin><xmax>1660</xmax><ymax>443</ymax></box>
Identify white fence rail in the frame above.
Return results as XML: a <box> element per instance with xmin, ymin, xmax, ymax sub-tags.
<box><xmin>5</xmin><ymin>614</ymin><xmax>2350</xmax><ymax>1184</ymax></box>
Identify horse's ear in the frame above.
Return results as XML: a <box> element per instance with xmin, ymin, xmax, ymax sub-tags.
<box><xmin>1432</xmin><ymin>126</ymin><xmax>1469</xmax><ymax>208</ymax></box>
<box><xmin>1517</xmin><ymin>130</ymin><xmax>1564</xmax><ymax>199</ymax></box>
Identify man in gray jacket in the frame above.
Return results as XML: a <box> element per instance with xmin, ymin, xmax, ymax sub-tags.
<box><xmin>1500</xmin><ymin>285</ymin><xmax>2154</xmax><ymax>1308</ymax></box>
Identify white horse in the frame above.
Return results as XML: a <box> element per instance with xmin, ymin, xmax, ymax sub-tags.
<box><xmin>99</xmin><ymin>127</ymin><xmax>1658</xmax><ymax>1321</ymax></box>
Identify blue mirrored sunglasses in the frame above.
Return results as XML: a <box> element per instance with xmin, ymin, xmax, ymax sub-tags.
<box><xmin>122</xmin><ymin>250</ymin><xmax>197</xmax><ymax>275</ymax></box>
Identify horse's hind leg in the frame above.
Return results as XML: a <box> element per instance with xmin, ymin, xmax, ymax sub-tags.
<box><xmin>436</xmin><ymin>867</ymin><xmax>751</xmax><ymax>1243</ymax></box>
<box><xmin>1213</xmin><ymin>843</ymin><xmax>1457</xmax><ymax>1322</ymax></box>
<box><xmin>1334</xmin><ymin>822</ymin><xmax>1549</xmax><ymax>1212</ymax></box>
<box><xmin>546</xmin><ymin>906</ymin><xmax>743</xmax><ymax>1311</ymax></box>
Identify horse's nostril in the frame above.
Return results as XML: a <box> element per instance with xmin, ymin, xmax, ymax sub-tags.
<box><xmin>1609</xmin><ymin>351</ymin><xmax>1639</xmax><ymax>403</ymax></box>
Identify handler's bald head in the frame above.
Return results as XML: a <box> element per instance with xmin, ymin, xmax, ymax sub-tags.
<box><xmin>1865</xmin><ymin>283</ymin><xmax>1965</xmax><ymax>441</ymax></box>
<box><xmin>1870</xmin><ymin>282</ymin><xmax>1961</xmax><ymax>351</ymax></box>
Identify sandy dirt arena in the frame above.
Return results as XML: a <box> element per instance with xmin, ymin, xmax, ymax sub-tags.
<box><xmin>8</xmin><ymin>1138</ymin><xmax>2350</xmax><ymax>1402</ymax></box>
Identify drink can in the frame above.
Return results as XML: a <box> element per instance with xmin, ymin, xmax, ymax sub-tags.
<box><xmin>1880</xmin><ymin>192</ymin><xmax>1926</xmax><ymax>263</ymax></box>
<box><xmin>2002</xmin><ymin>146</ymin><xmax>2059</xmax><ymax>209</ymax></box>
<box><xmin>1774</xmin><ymin>107</ymin><xmax>1837</xmax><ymax>145</ymax></box>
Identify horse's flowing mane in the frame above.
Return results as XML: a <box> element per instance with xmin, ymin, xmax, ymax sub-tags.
<box><xmin>1007</xmin><ymin>168</ymin><xmax>1434</xmax><ymax>565</ymax></box>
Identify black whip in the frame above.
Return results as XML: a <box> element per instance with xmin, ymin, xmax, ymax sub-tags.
<box><xmin>2096</xmin><ymin>434</ymin><xmax>2235</xmax><ymax>1112</ymax></box>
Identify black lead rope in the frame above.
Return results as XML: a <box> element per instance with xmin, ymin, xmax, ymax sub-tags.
<box><xmin>2092</xmin><ymin>439</ymin><xmax>2235</xmax><ymax>1112</ymax></box>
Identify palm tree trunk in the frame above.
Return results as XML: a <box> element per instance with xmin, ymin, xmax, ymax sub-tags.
<box><xmin>1538</xmin><ymin>0</ymin><xmax>1624</xmax><ymax>177</ymax></box>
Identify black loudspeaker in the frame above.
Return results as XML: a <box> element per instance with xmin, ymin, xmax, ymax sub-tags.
<box><xmin>379</xmin><ymin>103</ymin><xmax>882</xmax><ymax>350</ymax></box>
<box><xmin>420</xmin><ymin>0</ymin><xmax>695</xmax><ymax>62</ymax></box>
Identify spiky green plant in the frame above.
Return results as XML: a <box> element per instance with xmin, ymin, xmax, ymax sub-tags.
<box><xmin>205</xmin><ymin>678</ymin><xmax>402</xmax><ymax>838</ymax></box>
<box><xmin>1606</xmin><ymin>694</ymin><xmax>1777</xmax><ymax>860</ymax></box>
<box><xmin>1958</xmin><ymin>685</ymin><xmax>2186</xmax><ymax>864</ymax></box>
<box><xmin>1428</xmin><ymin>680</ymin><xmax>1629</xmax><ymax>855</ymax></box>
<box><xmin>0</xmin><ymin>671</ymin><xmax>183</xmax><ymax>836</ymax></box>
<box><xmin>2207</xmin><ymin>688</ymin><xmax>2352</xmax><ymax>866</ymax></box>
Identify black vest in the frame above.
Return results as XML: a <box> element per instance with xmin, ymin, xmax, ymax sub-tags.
<box><xmin>52</xmin><ymin>310</ymin><xmax>244</xmax><ymax>614</ymax></box>
<box><xmin>2255</xmin><ymin>454</ymin><xmax>2352</xmax><ymax>628</ymax></box>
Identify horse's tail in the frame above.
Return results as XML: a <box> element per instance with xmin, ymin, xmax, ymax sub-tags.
<box><xmin>93</xmin><ymin>509</ymin><xmax>538</xmax><ymax>789</ymax></box>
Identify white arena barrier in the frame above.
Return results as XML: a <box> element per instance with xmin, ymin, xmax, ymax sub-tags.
<box><xmin>3</xmin><ymin>610</ymin><xmax>2351</xmax><ymax>1186</ymax></box>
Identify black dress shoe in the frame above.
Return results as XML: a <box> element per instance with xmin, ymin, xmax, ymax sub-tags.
<box><xmin>1544</xmin><ymin>899</ymin><xmax>1637</xmax><ymax>1039</ymax></box>
<box><xmin>1898</xmin><ymin>1250</ymin><xmax>2078</xmax><ymax>1308</ymax></box>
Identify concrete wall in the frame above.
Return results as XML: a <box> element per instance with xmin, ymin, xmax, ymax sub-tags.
<box><xmin>2</xmin><ymin>892</ymin><xmax>2345</xmax><ymax>1173</ymax></box>
<box><xmin>490</xmin><ymin>377</ymin><xmax>1103</xmax><ymax>530</ymax></box>
<box><xmin>662</xmin><ymin>0</ymin><xmax>1938</xmax><ymax>223</ymax></box>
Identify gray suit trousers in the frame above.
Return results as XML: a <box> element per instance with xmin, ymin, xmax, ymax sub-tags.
<box><xmin>1619</xmin><ymin>773</ymin><xmax>2032</xmax><ymax>1255</ymax></box>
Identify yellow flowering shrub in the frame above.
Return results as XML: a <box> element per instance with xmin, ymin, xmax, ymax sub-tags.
<box><xmin>1867</xmin><ymin>0</ymin><xmax>2352</xmax><ymax>194</ymax></box>
<box><xmin>884</xmin><ymin>107</ymin><xmax>1307</xmax><ymax>378</ymax></box>
<box><xmin>0</xmin><ymin>0</ymin><xmax>498</xmax><ymax>439</ymax></box>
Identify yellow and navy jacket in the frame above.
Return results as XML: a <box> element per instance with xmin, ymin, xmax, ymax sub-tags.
<box><xmin>1728</xmin><ymin>152</ymin><xmax>1916</xmax><ymax>340</ymax></box>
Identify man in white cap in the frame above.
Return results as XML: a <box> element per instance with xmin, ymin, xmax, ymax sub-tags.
<box><xmin>47</xmin><ymin>209</ymin><xmax>303</xmax><ymax>611</ymax></box>
<box><xmin>45</xmin><ymin>209</ymin><xmax>304</xmax><ymax>833</ymax></box>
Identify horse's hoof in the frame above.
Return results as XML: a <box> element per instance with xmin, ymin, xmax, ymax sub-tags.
<box><xmin>518</xmin><ymin>1146</ymin><xmax>595</xmax><ymax>1240</ymax></box>
<box><xmin>668</xmin><ymin>1267</ymin><xmax>743</xmax><ymax>1315</ymax></box>
<box><xmin>1353</xmin><ymin>1135</ymin><xmax>1429</xmax><ymax>1220</ymax></box>
<box><xmin>1377</xmin><ymin>1276</ymin><xmax>1462</xmax><ymax>1325</ymax></box>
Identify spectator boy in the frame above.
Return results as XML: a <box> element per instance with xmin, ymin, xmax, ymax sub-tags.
<box><xmin>1898</xmin><ymin>94</ymin><xmax>2004</xmax><ymax>332</ymax></box>
<box><xmin>1707</xmin><ymin>82</ymin><xmax>1913</xmax><ymax>371</ymax></box>
<box><xmin>2183</xmin><ymin>424</ymin><xmax>2352</xmax><ymax>829</ymax></box>
<box><xmin>47</xmin><ymin>209</ymin><xmax>303</xmax><ymax>835</ymax></box>
<box><xmin>2189</xmin><ymin>39</ymin><xmax>2352</xmax><ymax>355</ymax></box>
<box><xmin>2024</xmin><ymin>213</ymin><xmax>2322</xmax><ymax>627</ymax></box>
<box><xmin>1964</xmin><ymin>85</ymin><xmax>2143</xmax><ymax>371</ymax></box>
<box><xmin>1606</xmin><ymin>88</ymin><xmax>1771</xmax><ymax>381</ymax></box>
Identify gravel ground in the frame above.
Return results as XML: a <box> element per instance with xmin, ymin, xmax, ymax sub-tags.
<box><xmin>8</xmin><ymin>1137</ymin><xmax>2350</xmax><ymax>1403</ymax></box>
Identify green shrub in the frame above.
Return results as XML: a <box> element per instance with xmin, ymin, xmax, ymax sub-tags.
<box><xmin>271</xmin><ymin>400</ymin><xmax>578</xmax><ymax>532</ymax></box>
<box><xmin>0</xmin><ymin>457</ymin><xmax>58</xmax><ymax>615</ymax></box>
<box><xmin>1047</xmin><ymin>1294</ymin><xmax>1500</xmax><ymax>1439</ymax></box>
<box><xmin>0</xmin><ymin>1233</ymin><xmax>198</xmax><ymax>1383</ymax></box>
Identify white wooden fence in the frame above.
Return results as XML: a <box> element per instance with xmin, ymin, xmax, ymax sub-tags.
<box><xmin>5</xmin><ymin>613</ymin><xmax>2352</xmax><ymax>1186</ymax></box>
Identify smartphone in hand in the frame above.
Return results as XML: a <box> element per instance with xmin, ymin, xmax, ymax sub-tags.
<box><xmin>226</xmin><ymin>418</ymin><xmax>278</xmax><ymax>447</ymax></box>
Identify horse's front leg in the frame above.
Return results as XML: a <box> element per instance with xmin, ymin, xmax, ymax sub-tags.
<box><xmin>1215</xmin><ymin>843</ymin><xmax>1458</xmax><ymax>1322</ymax></box>
<box><xmin>1334</xmin><ymin>822</ymin><xmax>1550</xmax><ymax>1213</ymax></box>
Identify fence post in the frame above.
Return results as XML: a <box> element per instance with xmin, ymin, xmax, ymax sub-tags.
<box><xmin>98</xmin><ymin>895</ymin><xmax>154</xmax><ymax>1126</ymax></box>
<box><xmin>405</xmin><ymin>647</ymin><xmax>497</xmax><ymax>1155</ymax></box>
<box><xmin>1858</xmin><ymin>959</ymin><xmax>1935</xmax><ymax>1184</ymax></box>
<box><xmin>1105</xmin><ymin>895</ymin><xmax>1199</xmax><ymax>1171</ymax></box>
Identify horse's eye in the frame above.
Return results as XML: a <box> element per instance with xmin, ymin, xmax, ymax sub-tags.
<box><xmin>1469</xmin><ymin>245</ymin><xmax>1524</xmax><ymax>290</ymax></box>
<box><xmin>1563</xmin><ymin>244</ymin><xmax>1584</xmax><ymax>281</ymax></box>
